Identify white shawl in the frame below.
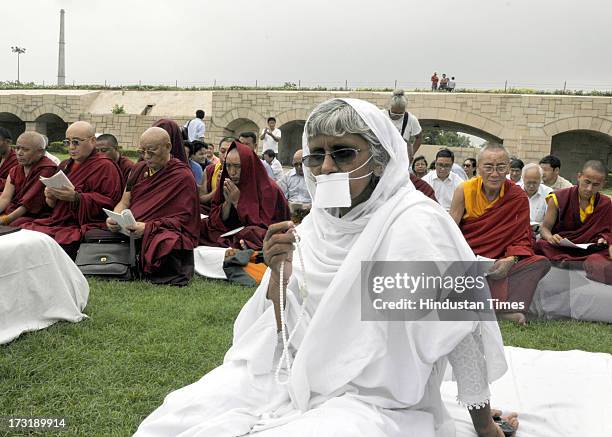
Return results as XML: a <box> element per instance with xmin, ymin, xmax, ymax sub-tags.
<box><xmin>225</xmin><ymin>98</ymin><xmax>507</xmax><ymax>413</ymax></box>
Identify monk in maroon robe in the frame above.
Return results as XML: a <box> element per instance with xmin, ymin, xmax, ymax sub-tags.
<box><xmin>0</xmin><ymin>132</ymin><xmax>57</xmax><ymax>226</ymax></box>
<box><xmin>107</xmin><ymin>127</ymin><xmax>200</xmax><ymax>286</ymax></box>
<box><xmin>450</xmin><ymin>143</ymin><xmax>550</xmax><ymax>324</ymax></box>
<box><xmin>0</xmin><ymin>128</ymin><xmax>18</xmax><ymax>192</ymax></box>
<box><xmin>410</xmin><ymin>172</ymin><xmax>437</xmax><ymax>201</ymax></box>
<box><xmin>152</xmin><ymin>119</ymin><xmax>188</xmax><ymax>163</ymax></box>
<box><xmin>97</xmin><ymin>133</ymin><xmax>135</xmax><ymax>183</ymax></box>
<box><xmin>536</xmin><ymin>160</ymin><xmax>611</xmax><ymax>283</ymax></box>
<box><xmin>21</xmin><ymin>121</ymin><xmax>123</xmax><ymax>258</ymax></box>
<box><xmin>200</xmin><ymin>141</ymin><xmax>290</xmax><ymax>249</ymax></box>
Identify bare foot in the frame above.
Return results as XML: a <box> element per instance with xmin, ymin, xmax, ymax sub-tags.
<box><xmin>498</xmin><ymin>312</ymin><xmax>527</xmax><ymax>326</ymax></box>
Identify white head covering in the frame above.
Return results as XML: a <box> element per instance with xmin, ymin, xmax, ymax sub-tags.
<box><xmin>228</xmin><ymin>98</ymin><xmax>507</xmax><ymax>413</ymax></box>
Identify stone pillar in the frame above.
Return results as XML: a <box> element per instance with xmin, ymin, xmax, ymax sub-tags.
<box><xmin>25</xmin><ymin>121</ymin><xmax>48</xmax><ymax>135</ymax></box>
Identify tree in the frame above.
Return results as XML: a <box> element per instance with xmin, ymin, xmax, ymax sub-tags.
<box><xmin>422</xmin><ymin>128</ymin><xmax>472</xmax><ymax>148</ymax></box>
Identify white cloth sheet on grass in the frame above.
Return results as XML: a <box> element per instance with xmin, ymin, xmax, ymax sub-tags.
<box><xmin>530</xmin><ymin>266</ymin><xmax>612</xmax><ymax>323</ymax></box>
<box><xmin>193</xmin><ymin>246</ymin><xmax>228</xmax><ymax>280</ymax></box>
<box><xmin>0</xmin><ymin>229</ymin><xmax>89</xmax><ymax>345</ymax></box>
<box><xmin>444</xmin><ymin>346</ymin><xmax>612</xmax><ymax>437</ymax></box>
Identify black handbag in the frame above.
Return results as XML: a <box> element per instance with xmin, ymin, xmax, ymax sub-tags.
<box><xmin>75</xmin><ymin>229</ymin><xmax>138</xmax><ymax>280</ymax></box>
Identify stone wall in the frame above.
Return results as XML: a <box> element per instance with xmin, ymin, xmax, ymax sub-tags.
<box><xmin>1</xmin><ymin>90</ymin><xmax>611</xmax><ymax>177</ymax></box>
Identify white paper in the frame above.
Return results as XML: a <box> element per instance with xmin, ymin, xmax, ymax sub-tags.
<box><xmin>200</xmin><ymin>214</ymin><xmax>209</xmax><ymax>220</ymax></box>
<box><xmin>558</xmin><ymin>238</ymin><xmax>594</xmax><ymax>250</ymax></box>
<box><xmin>220</xmin><ymin>226</ymin><xmax>245</xmax><ymax>238</ymax></box>
<box><xmin>103</xmin><ymin>208</ymin><xmax>137</xmax><ymax>237</ymax></box>
<box><xmin>39</xmin><ymin>170</ymin><xmax>74</xmax><ymax>189</ymax></box>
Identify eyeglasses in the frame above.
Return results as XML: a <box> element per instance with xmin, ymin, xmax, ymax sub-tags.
<box><xmin>302</xmin><ymin>148</ymin><xmax>359</xmax><ymax>168</ymax></box>
<box><xmin>481</xmin><ymin>164</ymin><xmax>509</xmax><ymax>174</ymax></box>
<box><xmin>463</xmin><ymin>163</ymin><xmax>473</xmax><ymax>168</ymax></box>
<box><xmin>63</xmin><ymin>136</ymin><xmax>92</xmax><ymax>146</ymax></box>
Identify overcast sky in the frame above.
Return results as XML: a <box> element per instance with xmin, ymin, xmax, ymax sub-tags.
<box><xmin>1</xmin><ymin>0</ymin><xmax>611</xmax><ymax>90</ymax></box>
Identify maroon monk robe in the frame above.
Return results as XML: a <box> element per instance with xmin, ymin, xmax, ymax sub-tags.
<box><xmin>0</xmin><ymin>149</ymin><xmax>18</xmax><ymax>191</ymax></box>
<box><xmin>21</xmin><ymin>151</ymin><xmax>123</xmax><ymax>247</ymax></box>
<box><xmin>460</xmin><ymin>179</ymin><xmax>551</xmax><ymax>310</ymax></box>
<box><xmin>152</xmin><ymin>119</ymin><xmax>188</xmax><ymax>163</ymax></box>
<box><xmin>200</xmin><ymin>141</ymin><xmax>290</xmax><ymax>249</ymax></box>
<box><xmin>410</xmin><ymin>173</ymin><xmax>437</xmax><ymax>202</ymax></box>
<box><xmin>535</xmin><ymin>186</ymin><xmax>611</xmax><ymax>262</ymax></box>
<box><xmin>127</xmin><ymin>158</ymin><xmax>200</xmax><ymax>283</ymax></box>
<box><xmin>7</xmin><ymin>156</ymin><xmax>57</xmax><ymax>226</ymax></box>
<box><xmin>117</xmin><ymin>155</ymin><xmax>135</xmax><ymax>183</ymax></box>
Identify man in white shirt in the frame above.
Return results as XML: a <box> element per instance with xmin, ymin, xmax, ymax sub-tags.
<box><xmin>260</xmin><ymin>117</ymin><xmax>281</xmax><ymax>154</ymax></box>
<box><xmin>518</xmin><ymin>163</ymin><xmax>553</xmax><ymax>225</ymax></box>
<box><xmin>186</xmin><ymin>110</ymin><xmax>206</xmax><ymax>142</ymax></box>
<box><xmin>539</xmin><ymin>155</ymin><xmax>573</xmax><ymax>190</ymax></box>
<box><xmin>508</xmin><ymin>158</ymin><xmax>524</xmax><ymax>185</ymax></box>
<box><xmin>279</xmin><ymin>150</ymin><xmax>311</xmax><ymax>207</ymax></box>
<box><xmin>422</xmin><ymin>148</ymin><xmax>463</xmax><ymax>211</ymax></box>
<box><xmin>262</xmin><ymin>149</ymin><xmax>284</xmax><ymax>181</ymax></box>
<box><xmin>382</xmin><ymin>90</ymin><xmax>422</xmax><ymax>160</ymax></box>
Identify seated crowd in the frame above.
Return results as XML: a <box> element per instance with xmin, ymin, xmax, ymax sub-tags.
<box><xmin>0</xmin><ymin>107</ymin><xmax>609</xmax><ymax>308</ymax></box>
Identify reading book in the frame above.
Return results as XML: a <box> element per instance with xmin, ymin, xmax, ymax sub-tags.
<box><xmin>557</xmin><ymin>238</ymin><xmax>596</xmax><ymax>250</ymax></box>
<box><xmin>103</xmin><ymin>208</ymin><xmax>138</xmax><ymax>237</ymax></box>
<box><xmin>39</xmin><ymin>170</ymin><xmax>74</xmax><ymax>190</ymax></box>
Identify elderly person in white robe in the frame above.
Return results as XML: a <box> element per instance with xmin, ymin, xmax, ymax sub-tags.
<box><xmin>135</xmin><ymin>99</ymin><xmax>517</xmax><ymax>437</ymax></box>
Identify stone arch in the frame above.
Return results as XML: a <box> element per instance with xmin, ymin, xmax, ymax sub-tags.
<box><xmin>223</xmin><ymin>118</ymin><xmax>260</xmax><ymax>144</ymax></box>
<box><xmin>0</xmin><ymin>103</ymin><xmax>27</xmax><ymax>121</ymax></box>
<box><xmin>278</xmin><ymin>119</ymin><xmax>306</xmax><ymax>165</ymax></box>
<box><xmin>0</xmin><ymin>112</ymin><xmax>26</xmax><ymax>143</ymax></box>
<box><xmin>213</xmin><ymin>107</ymin><xmax>267</xmax><ymax>132</ymax></box>
<box><xmin>415</xmin><ymin>108</ymin><xmax>505</xmax><ymax>141</ymax></box>
<box><xmin>274</xmin><ymin>108</ymin><xmax>311</xmax><ymax>127</ymax></box>
<box><xmin>550</xmin><ymin>129</ymin><xmax>612</xmax><ymax>182</ymax></box>
<box><xmin>543</xmin><ymin>116</ymin><xmax>612</xmax><ymax>138</ymax></box>
<box><xmin>29</xmin><ymin>104</ymin><xmax>72</xmax><ymax>123</ymax></box>
<box><xmin>35</xmin><ymin>113</ymin><xmax>69</xmax><ymax>143</ymax></box>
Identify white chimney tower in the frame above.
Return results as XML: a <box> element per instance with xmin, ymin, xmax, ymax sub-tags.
<box><xmin>57</xmin><ymin>9</ymin><xmax>66</xmax><ymax>86</ymax></box>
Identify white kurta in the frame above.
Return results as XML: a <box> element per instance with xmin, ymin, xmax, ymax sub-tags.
<box><xmin>135</xmin><ymin>98</ymin><xmax>506</xmax><ymax>437</ymax></box>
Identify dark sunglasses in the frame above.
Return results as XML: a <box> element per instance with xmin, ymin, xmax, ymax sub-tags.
<box><xmin>302</xmin><ymin>148</ymin><xmax>359</xmax><ymax>168</ymax></box>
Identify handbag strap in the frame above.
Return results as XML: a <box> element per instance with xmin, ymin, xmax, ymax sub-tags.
<box><xmin>129</xmin><ymin>232</ymin><xmax>136</xmax><ymax>268</ymax></box>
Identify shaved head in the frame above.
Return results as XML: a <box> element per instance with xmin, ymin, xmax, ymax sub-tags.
<box><xmin>17</xmin><ymin>131</ymin><xmax>46</xmax><ymax>150</ymax></box>
<box><xmin>139</xmin><ymin>127</ymin><xmax>172</xmax><ymax>171</ymax></box>
<box><xmin>15</xmin><ymin>131</ymin><xmax>46</xmax><ymax>167</ymax></box>
<box><xmin>141</xmin><ymin>127</ymin><xmax>171</xmax><ymax>146</ymax></box>
<box><xmin>67</xmin><ymin>121</ymin><xmax>95</xmax><ymax>139</ymax></box>
<box><xmin>65</xmin><ymin>121</ymin><xmax>96</xmax><ymax>164</ymax></box>
<box><xmin>581</xmin><ymin>160</ymin><xmax>608</xmax><ymax>176</ymax></box>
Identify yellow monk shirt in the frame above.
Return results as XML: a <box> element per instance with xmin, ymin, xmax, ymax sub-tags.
<box><xmin>211</xmin><ymin>162</ymin><xmax>222</xmax><ymax>192</ymax></box>
<box><xmin>546</xmin><ymin>192</ymin><xmax>595</xmax><ymax>223</ymax></box>
<box><xmin>462</xmin><ymin>176</ymin><xmax>505</xmax><ymax>220</ymax></box>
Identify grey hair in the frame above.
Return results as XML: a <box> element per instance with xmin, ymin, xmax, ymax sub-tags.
<box><xmin>478</xmin><ymin>142</ymin><xmax>509</xmax><ymax>161</ymax></box>
<box><xmin>17</xmin><ymin>131</ymin><xmax>46</xmax><ymax>150</ymax></box>
<box><xmin>522</xmin><ymin>162</ymin><xmax>543</xmax><ymax>180</ymax></box>
<box><xmin>305</xmin><ymin>99</ymin><xmax>390</xmax><ymax>174</ymax></box>
<box><xmin>389</xmin><ymin>89</ymin><xmax>407</xmax><ymax>111</ymax></box>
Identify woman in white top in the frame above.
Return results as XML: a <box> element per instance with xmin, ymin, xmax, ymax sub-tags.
<box><xmin>135</xmin><ymin>98</ymin><xmax>516</xmax><ymax>437</ymax></box>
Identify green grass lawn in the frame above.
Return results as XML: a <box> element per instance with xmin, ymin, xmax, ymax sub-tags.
<box><xmin>1</xmin><ymin>277</ymin><xmax>611</xmax><ymax>436</ymax></box>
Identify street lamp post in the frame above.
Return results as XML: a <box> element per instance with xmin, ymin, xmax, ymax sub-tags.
<box><xmin>11</xmin><ymin>46</ymin><xmax>26</xmax><ymax>83</ymax></box>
